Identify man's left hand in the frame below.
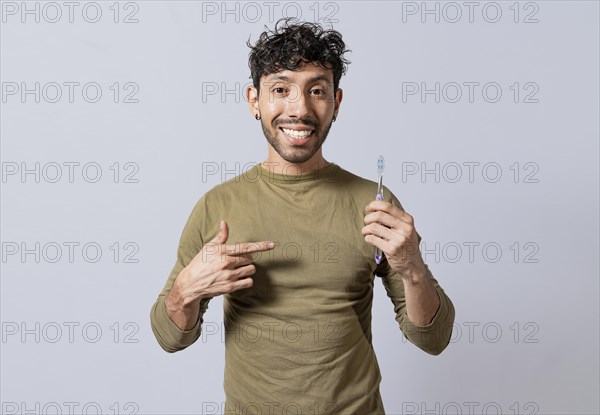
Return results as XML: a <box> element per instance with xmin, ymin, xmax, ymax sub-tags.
<box><xmin>362</xmin><ymin>200</ymin><xmax>426</xmax><ymax>280</ymax></box>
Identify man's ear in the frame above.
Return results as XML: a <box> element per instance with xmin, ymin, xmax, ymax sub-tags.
<box><xmin>334</xmin><ymin>88</ymin><xmax>343</xmax><ymax>117</ymax></box>
<box><xmin>246</xmin><ymin>85</ymin><xmax>259</xmax><ymax>117</ymax></box>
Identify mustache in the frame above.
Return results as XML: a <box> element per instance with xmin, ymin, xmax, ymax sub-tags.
<box><xmin>274</xmin><ymin>119</ymin><xmax>318</xmax><ymax>129</ymax></box>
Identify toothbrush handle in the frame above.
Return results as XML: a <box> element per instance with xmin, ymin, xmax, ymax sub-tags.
<box><xmin>374</xmin><ymin>193</ymin><xmax>384</xmax><ymax>264</ymax></box>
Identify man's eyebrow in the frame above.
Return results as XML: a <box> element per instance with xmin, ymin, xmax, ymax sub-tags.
<box><xmin>265</xmin><ymin>74</ymin><xmax>332</xmax><ymax>84</ymax></box>
<box><xmin>307</xmin><ymin>75</ymin><xmax>333</xmax><ymax>85</ymax></box>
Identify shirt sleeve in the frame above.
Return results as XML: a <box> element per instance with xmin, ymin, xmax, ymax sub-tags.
<box><xmin>149</xmin><ymin>197</ymin><xmax>212</xmax><ymax>353</ymax></box>
<box><xmin>375</xmin><ymin>190</ymin><xmax>456</xmax><ymax>355</ymax></box>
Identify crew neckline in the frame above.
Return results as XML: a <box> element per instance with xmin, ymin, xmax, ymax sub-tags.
<box><xmin>255</xmin><ymin>162</ymin><xmax>340</xmax><ymax>184</ymax></box>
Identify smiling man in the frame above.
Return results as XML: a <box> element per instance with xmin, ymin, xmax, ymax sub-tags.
<box><xmin>150</xmin><ymin>18</ymin><xmax>455</xmax><ymax>414</ymax></box>
<box><xmin>252</xmin><ymin>64</ymin><xmax>336</xmax><ymax>170</ymax></box>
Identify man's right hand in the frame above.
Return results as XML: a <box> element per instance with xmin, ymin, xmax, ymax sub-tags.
<box><xmin>164</xmin><ymin>220</ymin><xmax>275</xmax><ymax>330</ymax></box>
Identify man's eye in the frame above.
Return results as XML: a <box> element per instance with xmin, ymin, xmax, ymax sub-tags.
<box><xmin>310</xmin><ymin>89</ymin><xmax>324</xmax><ymax>95</ymax></box>
<box><xmin>273</xmin><ymin>87</ymin><xmax>286</xmax><ymax>94</ymax></box>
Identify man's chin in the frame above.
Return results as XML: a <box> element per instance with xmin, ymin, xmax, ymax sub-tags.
<box><xmin>278</xmin><ymin>150</ymin><xmax>316</xmax><ymax>164</ymax></box>
<box><xmin>263</xmin><ymin>126</ymin><xmax>328</xmax><ymax>166</ymax></box>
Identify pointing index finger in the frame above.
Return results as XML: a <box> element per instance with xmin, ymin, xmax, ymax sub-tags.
<box><xmin>224</xmin><ymin>241</ymin><xmax>276</xmax><ymax>256</ymax></box>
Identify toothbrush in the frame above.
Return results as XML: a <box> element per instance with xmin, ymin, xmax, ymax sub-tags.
<box><xmin>374</xmin><ymin>156</ymin><xmax>385</xmax><ymax>264</ymax></box>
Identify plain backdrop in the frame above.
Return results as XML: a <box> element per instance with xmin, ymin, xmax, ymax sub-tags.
<box><xmin>1</xmin><ymin>1</ymin><xmax>599</xmax><ymax>414</ymax></box>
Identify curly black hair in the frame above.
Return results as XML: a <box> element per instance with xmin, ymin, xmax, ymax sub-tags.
<box><xmin>247</xmin><ymin>18</ymin><xmax>351</xmax><ymax>95</ymax></box>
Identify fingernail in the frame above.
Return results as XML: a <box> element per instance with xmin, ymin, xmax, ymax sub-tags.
<box><xmin>267</xmin><ymin>242</ymin><xmax>275</xmax><ymax>248</ymax></box>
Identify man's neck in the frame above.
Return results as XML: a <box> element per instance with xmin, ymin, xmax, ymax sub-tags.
<box><xmin>261</xmin><ymin>154</ymin><xmax>331</xmax><ymax>176</ymax></box>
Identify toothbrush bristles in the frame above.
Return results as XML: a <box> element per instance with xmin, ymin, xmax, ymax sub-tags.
<box><xmin>377</xmin><ymin>156</ymin><xmax>385</xmax><ymax>175</ymax></box>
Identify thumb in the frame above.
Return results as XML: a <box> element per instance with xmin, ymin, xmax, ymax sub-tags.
<box><xmin>210</xmin><ymin>220</ymin><xmax>229</xmax><ymax>245</ymax></box>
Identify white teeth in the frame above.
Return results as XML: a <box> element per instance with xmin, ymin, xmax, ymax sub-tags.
<box><xmin>282</xmin><ymin>128</ymin><xmax>312</xmax><ymax>139</ymax></box>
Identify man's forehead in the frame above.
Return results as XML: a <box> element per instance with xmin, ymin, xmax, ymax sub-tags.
<box><xmin>262</xmin><ymin>63</ymin><xmax>334</xmax><ymax>84</ymax></box>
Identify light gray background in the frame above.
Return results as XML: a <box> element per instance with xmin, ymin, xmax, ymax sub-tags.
<box><xmin>1</xmin><ymin>1</ymin><xmax>599</xmax><ymax>414</ymax></box>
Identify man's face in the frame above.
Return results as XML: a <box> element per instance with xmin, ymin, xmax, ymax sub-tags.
<box><xmin>248</xmin><ymin>61</ymin><xmax>342</xmax><ymax>165</ymax></box>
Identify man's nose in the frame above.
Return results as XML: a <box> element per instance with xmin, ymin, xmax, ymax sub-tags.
<box><xmin>286</xmin><ymin>85</ymin><xmax>311</xmax><ymax>118</ymax></box>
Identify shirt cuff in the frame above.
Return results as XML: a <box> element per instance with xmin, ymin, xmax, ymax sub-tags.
<box><xmin>151</xmin><ymin>297</ymin><xmax>201</xmax><ymax>352</ymax></box>
<box><xmin>399</xmin><ymin>287</ymin><xmax>455</xmax><ymax>355</ymax></box>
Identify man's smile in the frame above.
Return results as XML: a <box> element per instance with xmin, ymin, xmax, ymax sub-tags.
<box><xmin>279</xmin><ymin>127</ymin><xmax>315</xmax><ymax>145</ymax></box>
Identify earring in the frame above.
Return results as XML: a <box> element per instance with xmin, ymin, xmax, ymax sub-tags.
<box><xmin>255</xmin><ymin>114</ymin><xmax>261</xmax><ymax>120</ymax></box>
<box><xmin>332</xmin><ymin>115</ymin><xmax>337</xmax><ymax>122</ymax></box>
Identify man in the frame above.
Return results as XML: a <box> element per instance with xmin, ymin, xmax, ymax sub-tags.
<box><xmin>150</xmin><ymin>18</ymin><xmax>455</xmax><ymax>414</ymax></box>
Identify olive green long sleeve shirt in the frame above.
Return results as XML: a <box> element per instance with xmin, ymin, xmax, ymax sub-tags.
<box><xmin>150</xmin><ymin>163</ymin><xmax>455</xmax><ymax>414</ymax></box>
